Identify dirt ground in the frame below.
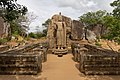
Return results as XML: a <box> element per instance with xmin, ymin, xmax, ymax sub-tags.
<box><xmin>0</xmin><ymin>54</ymin><xmax>120</xmax><ymax>80</ymax></box>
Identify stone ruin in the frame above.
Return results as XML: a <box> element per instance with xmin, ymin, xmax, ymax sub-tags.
<box><xmin>47</xmin><ymin>13</ymin><xmax>107</xmax><ymax>48</ymax></box>
<box><xmin>71</xmin><ymin>43</ymin><xmax>120</xmax><ymax>75</ymax></box>
<box><xmin>88</xmin><ymin>24</ymin><xmax>107</xmax><ymax>39</ymax></box>
<box><xmin>47</xmin><ymin>13</ymin><xmax>84</xmax><ymax>48</ymax></box>
<box><xmin>71</xmin><ymin>20</ymin><xmax>84</xmax><ymax>40</ymax></box>
<box><xmin>0</xmin><ymin>17</ymin><xmax>10</xmax><ymax>39</ymax></box>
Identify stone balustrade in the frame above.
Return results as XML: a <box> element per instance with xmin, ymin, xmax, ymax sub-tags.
<box><xmin>0</xmin><ymin>42</ymin><xmax>48</xmax><ymax>75</ymax></box>
<box><xmin>79</xmin><ymin>44</ymin><xmax>120</xmax><ymax>75</ymax></box>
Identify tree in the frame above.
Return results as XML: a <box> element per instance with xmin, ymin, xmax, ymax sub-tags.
<box><xmin>28</xmin><ymin>32</ymin><xmax>37</xmax><ymax>38</ymax></box>
<box><xmin>0</xmin><ymin>0</ymin><xmax>28</xmax><ymax>39</ymax></box>
<box><xmin>15</xmin><ymin>12</ymin><xmax>37</xmax><ymax>35</ymax></box>
<box><xmin>21</xmin><ymin>12</ymin><xmax>37</xmax><ymax>28</ymax></box>
<box><xmin>103</xmin><ymin>15</ymin><xmax>120</xmax><ymax>42</ymax></box>
<box><xmin>42</xmin><ymin>19</ymin><xmax>51</xmax><ymax>28</ymax></box>
<box><xmin>102</xmin><ymin>15</ymin><xmax>118</xmax><ymax>39</ymax></box>
<box><xmin>79</xmin><ymin>10</ymin><xmax>107</xmax><ymax>28</ymax></box>
<box><xmin>78</xmin><ymin>0</ymin><xmax>120</xmax><ymax>43</ymax></box>
<box><xmin>102</xmin><ymin>0</ymin><xmax>120</xmax><ymax>43</ymax></box>
<box><xmin>79</xmin><ymin>10</ymin><xmax>107</xmax><ymax>40</ymax></box>
<box><xmin>28</xmin><ymin>32</ymin><xmax>45</xmax><ymax>39</ymax></box>
<box><xmin>110</xmin><ymin>0</ymin><xmax>120</xmax><ymax>19</ymax></box>
<box><xmin>0</xmin><ymin>0</ymin><xmax>28</xmax><ymax>21</ymax></box>
<box><xmin>42</xmin><ymin>29</ymin><xmax>47</xmax><ymax>36</ymax></box>
<box><xmin>42</xmin><ymin>19</ymin><xmax>51</xmax><ymax>36</ymax></box>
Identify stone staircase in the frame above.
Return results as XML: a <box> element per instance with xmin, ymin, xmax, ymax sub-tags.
<box><xmin>0</xmin><ymin>43</ymin><xmax>46</xmax><ymax>75</ymax></box>
<box><xmin>79</xmin><ymin>44</ymin><xmax>120</xmax><ymax>75</ymax></box>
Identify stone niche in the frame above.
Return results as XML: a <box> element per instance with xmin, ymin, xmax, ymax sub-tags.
<box><xmin>0</xmin><ymin>17</ymin><xmax>10</xmax><ymax>39</ymax></box>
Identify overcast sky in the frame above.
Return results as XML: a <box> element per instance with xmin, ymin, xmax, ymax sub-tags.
<box><xmin>17</xmin><ymin>0</ymin><xmax>114</xmax><ymax>32</ymax></box>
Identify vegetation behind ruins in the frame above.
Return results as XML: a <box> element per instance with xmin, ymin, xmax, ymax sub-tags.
<box><xmin>0</xmin><ymin>0</ymin><xmax>46</xmax><ymax>41</ymax></box>
<box><xmin>0</xmin><ymin>0</ymin><xmax>120</xmax><ymax>44</ymax></box>
<box><xmin>79</xmin><ymin>0</ymin><xmax>120</xmax><ymax>43</ymax></box>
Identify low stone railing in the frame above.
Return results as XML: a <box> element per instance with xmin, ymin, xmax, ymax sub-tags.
<box><xmin>79</xmin><ymin>44</ymin><xmax>120</xmax><ymax>75</ymax></box>
<box><xmin>0</xmin><ymin>42</ymin><xmax>48</xmax><ymax>75</ymax></box>
<box><xmin>0</xmin><ymin>45</ymin><xmax>9</xmax><ymax>52</ymax></box>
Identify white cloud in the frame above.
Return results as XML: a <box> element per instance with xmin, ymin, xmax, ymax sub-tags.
<box><xmin>17</xmin><ymin>0</ymin><xmax>114</xmax><ymax>32</ymax></box>
<box><xmin>54</xmin><ymin>0</ymin><xmax>97</xmax><ymax>9</ymax></box>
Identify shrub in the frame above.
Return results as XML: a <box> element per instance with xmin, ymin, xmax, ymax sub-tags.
<box><xmin>0</xmin><ymin>38</ymin><xmax>8</xmax><ymax>45</ymax></box>
<box><xmin>28</xmin><ymin>32</ymin><xmax>37</xmax><ymax>38</ymax></box>
<box><xmin>28</xmin><ymin>32</ymin><xmax>46</xmax><ymax>39</ymax></box>
<box><xmin>95</xmin><ymin>42</ymin><xmax>102</xmax><ymax>47</ymax></box>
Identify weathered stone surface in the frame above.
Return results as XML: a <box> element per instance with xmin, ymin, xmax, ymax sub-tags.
<box><xmin>47</xmin><ymin>13</ymin><xmax>84</xmax><ymax>48</ymax></box>
<box><xmin>71</xmin><ymin>20</ymin><xmax>84</xmax><ymax>40</ymax></box>
<box><xmin>89</xmin><ymin>24</ymin><xmax>107</xmax><ymax>38</ymax></box>
<box><xmin>86</xmin><ymin>30</ymin><xmax>96</xmax><ymax>42</ymax></box>
<box><xmin>0</xmin><ymin>42</ymin><xmax>45</xmax><ymax>75</ymax></box>
<box><xmin>47</xmin><ymin>13</ymin><xmax>107</xmax><ymax>48</ymax></box>
<box><xmin>79</xmin><ymin>44</ymin><xmax>120</xmax><ymax>75</ymax></box>
<box><xmin>0</xmin><ymin>17</ymin><xmax>10</xmax><ymax>39</ymax></box>
<box><xmin>47</xmin><ymin>13</ymin><xmax>68</xmax><ymax>49</ymax></box>
<box><xmin>52</xmin><ymin>14</ymin><xmax>72</xmax><ymax>28</ymax></box>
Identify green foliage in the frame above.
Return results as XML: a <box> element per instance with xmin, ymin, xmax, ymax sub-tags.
<box><xmin>79</xmin><ymin>10</ymin><xmax>107</xmax><ymax>27</ymax></box>
<box><xmin>42</xmin><ymin>19</ymin><xmax>51</xmax><ymax>28</ymax></box>
<box><xmin>28</xmin><ymin>32</ymin><xmax>45</xmax><ymax>39</ymax></box>
<box><xmin>110</xmin><ymin>0</ymin><xmax>120</xmax><ymax>19</ymax></box>
<box><xmin>79</xmin><ymin>1</ymin><xmax>120</xmax><ymax>44</ymax></box>
<box><xmin>10</xmin><ymin>20</ymin><xmax>27</xmax><ymax>36</ymax></box>
<box><xmin>28</xmin><ymin>32</ymin><xmax>37</xmax><ymax>38</ymax></box>
<box><xmin>42</xmin><ymin>29</ymin><xmax>47</xmax><ymax>36</ymax></box>
<box><xmin>10</xmin><ymin>21</ymin><xmax>20</xmax><ymax>35</ymax></box>
<box><xmin>42</xmin><ymin>19</ymin><xmax>51</xmax><ymax>36</ymax></box>
<box><xmin>97</xmin><ymin>0</ymin><xmax>120</xmax><ymax>43</ymax></box>
<box><xmin>0</xmin><ymin>38</ymin><xmax>8</xmax><ymax>45</ymax></box>
<box><xmin>107</xmin><ymin>0</ymin><xmax>120</xmax><ymax>43</ymax></box>
<box><xmin>36</xmin><ymin>32</ymin><xmax>45</xmax><ymax>38</ymax></box>
<box><xmin>0</xmin><ymin>0</ymin><xmax>28</xmax><ymax>22</ymax></box>
<box><xmin>79</xmin><ymin>10</ymin><xmax>107</xmax><ymax>40</ymax></box>
<box><xmin>95</xmin><ymin>42</ymin><xmax>102</xmax><ymax>47</ymax></box>
<box><xmin>102</xmin><ymin>11</ymin><xmax>120</xmax><ymax>42</ymax></box>
<box><xmin>0</xmin><ymin>0</ymin><xmax>28</xmax><ymax>40</ymax></box>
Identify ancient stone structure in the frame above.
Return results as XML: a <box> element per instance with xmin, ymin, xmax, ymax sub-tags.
<box><xmin>80</xmin><ymin>44</ymin><xmax>120</xmax><ymax>75</ymax></box>
<box><xmin>0</xmin><ymin>17</ymin><xmax>10</xmax><ymax>39</ymax></box>
<box><xmin>0</xmin><ymin>42</ymin><xmax>47</xmax><ymax>74</ymax></box>
<box><xmin>47</xmin><ymin>13</ymin><xmax>84</xmax><ymax>49</ymax></box>
<box><xmin>86</xmin><ymin>29</ymin><xmax>96</xmax><ymax>42</ymax></box>
<box><xmin>71</xmin><ymin>43</ymin><xmax>120</xmax><ymax>75</ymax></box>
<box><xmin>71</xmin><ymin>20</ymin><xmax>84</xmax><ymax>40</ymax></box>
<box><xmin>89</xmin><ymin>24</ymin><xmax>107</xmax><ymax>39</ymax></box>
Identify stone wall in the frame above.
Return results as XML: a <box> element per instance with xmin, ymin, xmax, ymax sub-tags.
<box><xmin>79</xmin><ymin>44</ymin><xmax>120</xmax><ymax>75</ymax></box>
